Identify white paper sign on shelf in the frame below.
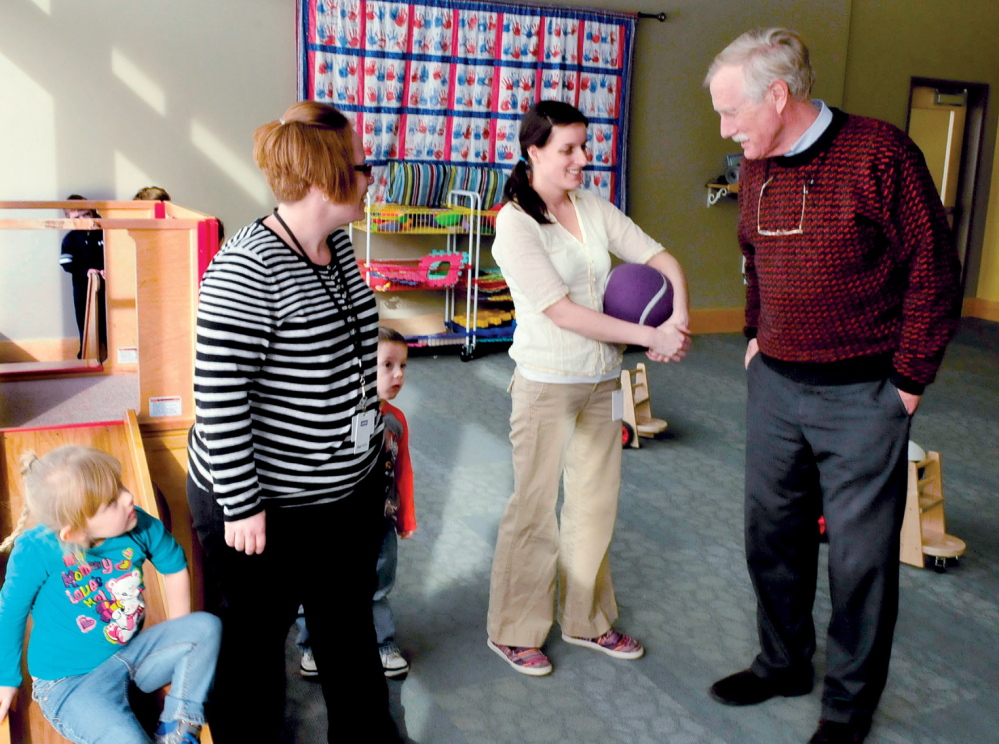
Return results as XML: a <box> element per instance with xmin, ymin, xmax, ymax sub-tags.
<box><xmin>118</xmin><ymin>346</ymin><xmax>139</xmax><ymax>364</ymax></box>
<box><xmin>148</xmin><ymin>396</ymin><xmax>183</xmax><ymax>418</ymax></box>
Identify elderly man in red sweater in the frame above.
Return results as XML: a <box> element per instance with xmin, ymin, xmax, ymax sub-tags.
<box><xmin>705</xmin><ymin>28</ymin><xmax>962</xmax><ymax>744</ymax></box>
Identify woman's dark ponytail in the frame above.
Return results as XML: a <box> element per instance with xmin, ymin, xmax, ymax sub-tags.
<box><xmin>503</xmin><ymin>158</ymin><xmax>549</xmax><ymax>225</ymax></box>
<box><xmin>503</xmin><ymin>101</ymin><xmax>589</xmax><ymax>225</ymax></box>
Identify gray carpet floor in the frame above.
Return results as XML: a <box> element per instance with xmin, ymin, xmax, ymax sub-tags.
<box><xmin>3</xmin><ymin>322</ymin><xmax>996</xmax><ymax>743</ymax></box>
<box><xmin>282</xmin><ymin>321</ymin><xmax>999</xmax><ymax>743</ymax></box>
<box><xmin>0</xmin><ymin>371</ymin><xmax>138</xmax><ymax>429</ymax></box>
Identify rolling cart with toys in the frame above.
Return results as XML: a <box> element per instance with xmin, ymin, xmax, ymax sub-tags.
<box><xmin>352</xmin><ymin>190</ymin><xmax>514</xmax><ymax>360</ymax></box>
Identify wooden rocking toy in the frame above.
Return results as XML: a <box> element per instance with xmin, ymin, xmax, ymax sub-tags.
<box><xmin>620</xmin><ymin>362</ymin><xmax>668</xmax><ymax>449</ymax></box>
<box><xmin>899</xmin><ymin>450</ymin><xmax>967</xmax><ymax>571</ymax></box>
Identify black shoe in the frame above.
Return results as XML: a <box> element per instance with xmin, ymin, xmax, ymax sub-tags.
<box><xmin>709</xmin><ymin>668</ymin><xmax>812</xmax><ymax>706</ymax></box>
<box><xmin>807</xmin><ymin>719</ymin><xmax>870</xmax><ymax>744</ymax></box>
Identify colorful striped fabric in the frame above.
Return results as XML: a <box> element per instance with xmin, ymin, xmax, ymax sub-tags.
<box><xmin>385</xmin><ymin>162</ymin><xmax>450</xmax><ymax>206</ymax></box>
<box><xmin>188</xmin><ymin>223</ymin><xmax>382</xmax><ymax>518</ymax></box>
<box><xmin>384</xmin><ymin>162</ymin><xmax>507</xmax><ymax>208</ymax></box>
<box><xmin>447</xmin><ymin>165</ymin><xmax>507</xmax><ymax>208</ymax></box>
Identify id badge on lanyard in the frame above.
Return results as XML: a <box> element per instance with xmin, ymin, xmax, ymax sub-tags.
<box><xmin>352</xmin><ymin>409</ymin><xmax>376</xmax><ymax>454</ymax></box>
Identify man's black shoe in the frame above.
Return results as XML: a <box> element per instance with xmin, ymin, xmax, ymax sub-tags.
<box><xmin>807</xmin><ymin>719</ymin><xmax>870</xmax><ymax>744</ymax></box>
<box><xmin>708</xmin><ymin>668</ymin><xmax>812</xmax><ymax>706</ymax></box>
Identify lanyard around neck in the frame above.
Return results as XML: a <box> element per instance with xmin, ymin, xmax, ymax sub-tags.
<box><xmin>272</xmin><ymin>208</ymin><xmax>368</xmax><ymax>406</ymax></box>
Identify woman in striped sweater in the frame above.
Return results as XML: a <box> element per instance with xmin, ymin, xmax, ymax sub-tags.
<box><xmin>186</xmin><ymin>101</ymin><xmax>399</xmax><ymax>743</ymax></box>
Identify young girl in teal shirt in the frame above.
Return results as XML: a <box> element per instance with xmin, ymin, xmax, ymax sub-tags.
<box><xmin>0</xmin><ymin>446</ymin><xmax>220</xmax><ymax>744</ymax></box>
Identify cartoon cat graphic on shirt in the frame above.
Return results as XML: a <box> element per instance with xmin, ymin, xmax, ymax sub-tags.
<box><xmin>96</xmin><ymin>569</ymin><xmax>145</xmax><ymax>644</ymax></box>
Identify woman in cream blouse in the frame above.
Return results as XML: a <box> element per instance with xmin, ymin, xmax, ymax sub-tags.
<box><xmin>486</xmin><ymin>100</ymin><xmax>690</xmax><ymax>676</ymax></box>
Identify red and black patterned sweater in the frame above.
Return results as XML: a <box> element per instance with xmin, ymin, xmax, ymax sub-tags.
<box><xmin>739</xmin><ymin>108</ymin><xmax>962</xmax><ymax>394</ymax></box>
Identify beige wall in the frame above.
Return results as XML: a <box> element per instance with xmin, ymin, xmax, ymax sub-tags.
<box><xmin>5</xmin><ymin>0</ymin><xmax>999</xmax><ymax>348</ymax></box>
<box><xmin>0</xmin><ymin>0</ymin><xmax>852</xmax><ymax>346</ymax></box>
<box><xmin>1</xmin><ymin>0</ymin><xmax>296</xmax><ymax>345</ymax></box>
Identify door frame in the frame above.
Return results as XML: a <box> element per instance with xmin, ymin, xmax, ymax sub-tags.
<box><xmin>906</xmin><ymin>78</ymin><xmax>989</xmax><ymax>288</ymax></box>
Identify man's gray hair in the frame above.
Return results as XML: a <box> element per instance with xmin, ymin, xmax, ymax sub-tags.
<box><xmin>705</xmin><ymin>27</ymin><xmax>815</xmax><ymax>102</ymax></box>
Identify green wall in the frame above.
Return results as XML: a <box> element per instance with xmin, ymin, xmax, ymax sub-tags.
<box><xmin>600</xmin><ymin>0</ymin><xmax>852</xmax><ymax>311</ymax></box>
<box><xmin>843</xmin><ymin>0</ymin><xmax>999</xmax><ymax>301</ymax></box>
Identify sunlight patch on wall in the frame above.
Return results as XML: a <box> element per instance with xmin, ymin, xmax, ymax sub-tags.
<box><xmin>0</xmin><ymin>51</ymin><xmax>56</xmax><ymax>199</ymax></box>
<box><xmin>0</xmin><ymin>230</ymin><xmax>72</xmax><ymax>340</ymax></box>
<box><xmin>190</xmin><ymin>119</ymin><xmax>271</xmax><ymax>206</ymax></box>
<box><xmin>0</xmin><ymin>52</ymin><xmax>67</xmax><ymax>340</ymax></box>
<box><xmin>111</xmin><ymin>47</ymin><xmax>166</xmax><ymax>116</ymax></box>
<box><xmin>28</xmin><ymin>0</ymin><xmax>52</xmax><ymax>14</ymax></box>
<box><xmin>114</xmin><ymin>151</ymin><xmax>156</xmax><ymax>200</ymax></box>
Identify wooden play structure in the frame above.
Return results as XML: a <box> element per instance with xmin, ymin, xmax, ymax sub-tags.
<box><xmin>0</xmin><ymin>200</ymin><xmax>218</xmax><ymax>574</ymax></box>
<box><xmin>80</xmin><ymin>271</ymin><xmax>105</xmax><ymax>363</ymax></box>
<box><xmin>0</xmin><ymin>200</ymin><xmax>218</xmax><ymax>382</ymax></box>
<box><xmin>900</xmin><ymin>450</ymin><xmax>967</xmax><ymax>570</ymax></box>
<box><xmin>0</xmin><ymin>201</ymin><xmax>218</xmax><ymax>742</ymax></box>
<box><xmin>620</xmin><ymin>362</ymin><xmax>668</xmax><ymax>449</ymax></box>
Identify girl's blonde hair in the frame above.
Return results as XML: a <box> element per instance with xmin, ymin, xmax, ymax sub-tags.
<box><xmin>0</xmin><ymin>446</ymin><xmax>124</xmax><ymax>552</ymax></box>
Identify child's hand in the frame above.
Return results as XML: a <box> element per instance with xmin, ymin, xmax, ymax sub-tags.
<box><xmin>0</xmin><ymin>685</ymin><xmax>17</xmax><ymax>724</ymax></box>
<box><xmin>398</xmin><ymin>530</ymin><xmax>416</xmax><ymax>540</ymax></box>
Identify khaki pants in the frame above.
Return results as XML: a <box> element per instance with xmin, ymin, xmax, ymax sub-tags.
<box><xmin>487</xmin><ymin>370</ymin><xmax>622</xmax><ymax>647</ymax></box>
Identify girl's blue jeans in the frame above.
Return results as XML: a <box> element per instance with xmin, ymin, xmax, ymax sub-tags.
<box><xmin>31</xmin><ymin>611</ymin><xmax>221</xmax><ymax>744</ymax></box>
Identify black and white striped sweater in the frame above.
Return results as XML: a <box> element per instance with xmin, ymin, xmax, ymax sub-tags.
<box><xmin>188</xmin><ymin>220</ymin><xmax>382</xmax><ymax>520</ymax></box>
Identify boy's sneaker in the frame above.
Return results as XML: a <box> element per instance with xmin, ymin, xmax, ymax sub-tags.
<box><xmin>154</xmin><ymin>720</ymin><xmax>202</xmax><ymax>744</ymax></box>
<box><xmin>487</xmin><ymin>639</ymin><xmax>553</xmax><ymax>676</ymax></box>
<box><xmin>379</xmin><ymin>642</ymin><xmax>410</xmax><ymax>677</ymax></box>
<box><xmin>300</xmin><ymin>649</ymin><xmax>319</xmax><ymax>677</ymax></box>
<box><xmin>561</xmin><ymin>629</ymin><xmax>645</xmax><ymax>659</ymax></box>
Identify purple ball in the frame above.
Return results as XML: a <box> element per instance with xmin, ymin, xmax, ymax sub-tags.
<box><xmin>603</xmin><ymin>263</ymin><xmax>674</xmax><ymax>326</ymax></box>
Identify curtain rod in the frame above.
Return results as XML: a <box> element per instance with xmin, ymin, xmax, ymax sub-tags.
<box><xmin>637</xmin><ymin>12</ymin><xmax>668</xmax><ymax>22</ymax></box>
